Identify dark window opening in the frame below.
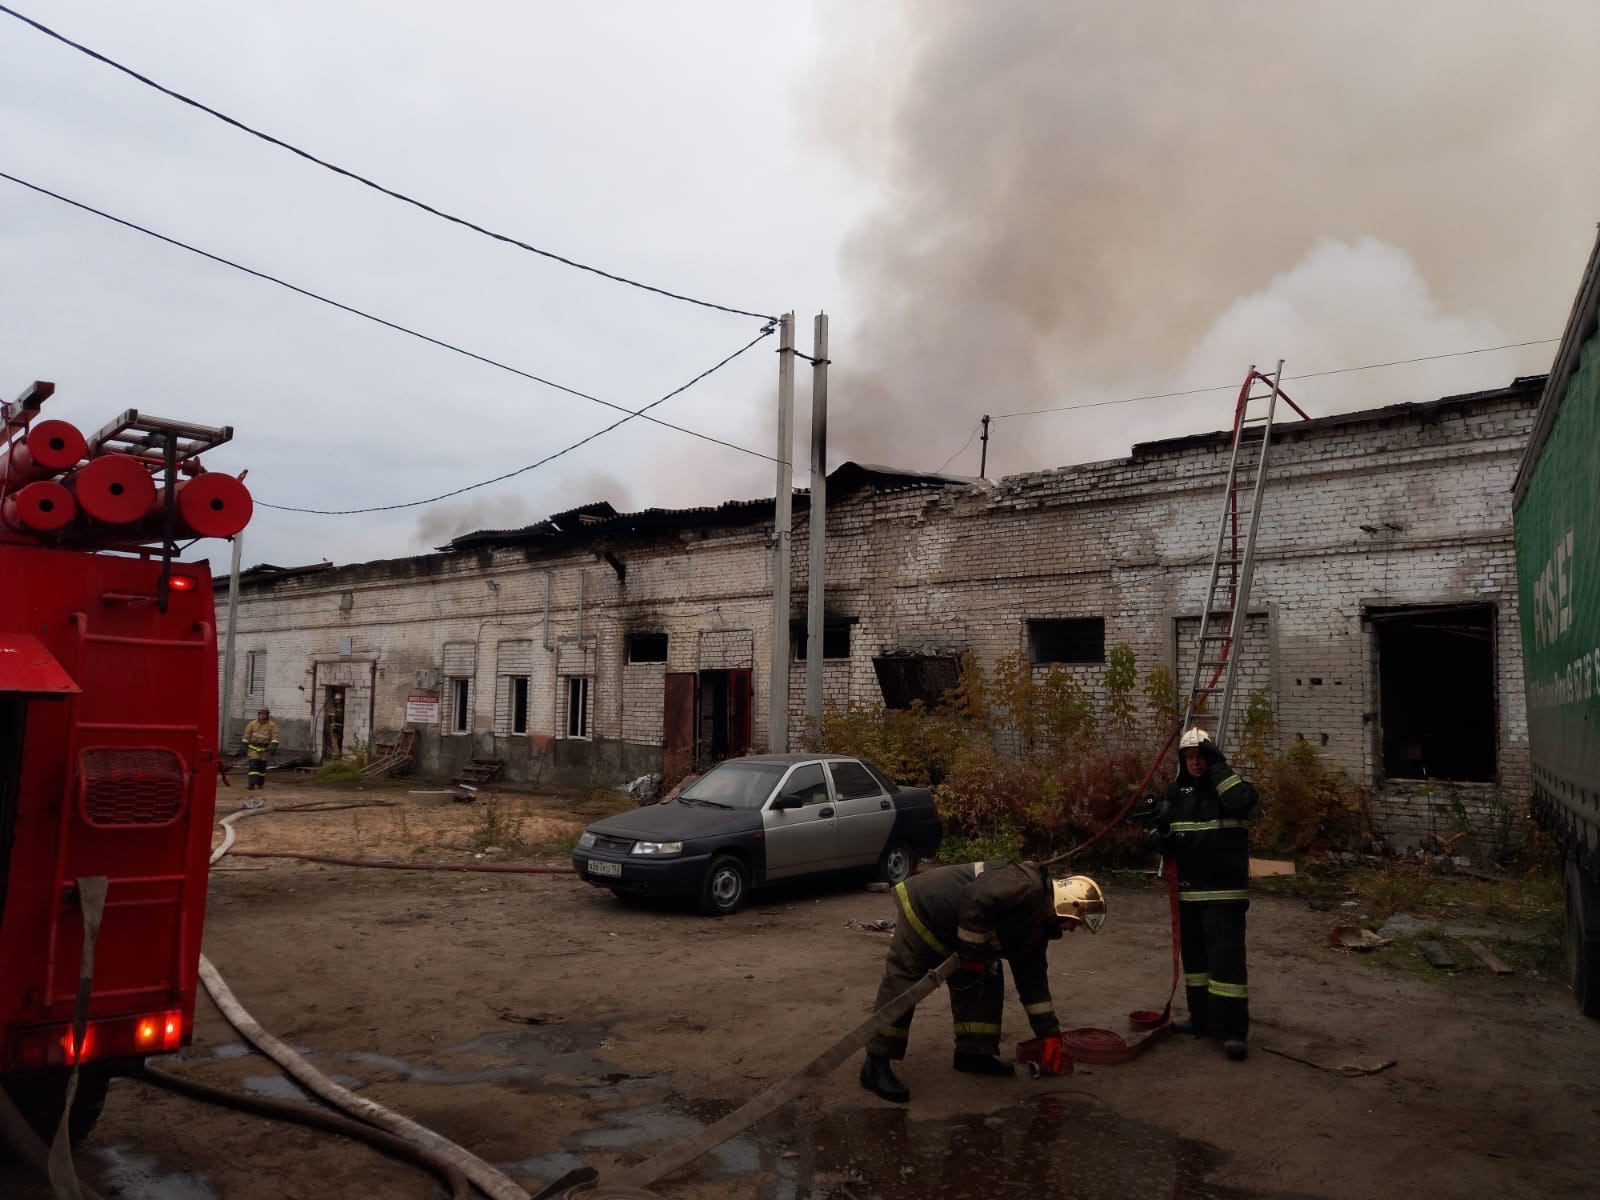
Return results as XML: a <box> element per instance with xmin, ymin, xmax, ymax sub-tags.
<box><xmin>450</xmin><ymin>677</ymin><xmax>470</xmax><ymax>734</ymax></box>
<box><xmin>566</xmin><ymin>676</ymin><xmax>590</xmax><ymax>739</ymax></box>
<box><xmin>628</xmin><ymin>632</ymin><xmax>669</xmax><ymax>663</ymax></box>
<box><xmin>1027</xmin><ymin>618</ymin><xmax>1106</xmax><ymax>665</ymax></box>
<box><xmin>1375</xmin><ymin>605</ymin><xmax>1496</xmax><ymax>782</ymax></box>
<box><xmin>511</xmin><ymin>677</ymin><xmax>529</xmax><ymax>735</ymax></box>
<box><xmin>792</xmin><ymin>622</ymin><xmax>852</xmax><ymax>661</ymax></box>
<box><xmin>873</xmin><ymin>654</ymin><xmax>961</xmax><ymax>710</ymax></box>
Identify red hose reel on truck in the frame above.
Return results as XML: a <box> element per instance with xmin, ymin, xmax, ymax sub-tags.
<box><xmin>0</xmin><ymin>378</ymin><xmax>251</xmax><ymax>1148</ymax></box>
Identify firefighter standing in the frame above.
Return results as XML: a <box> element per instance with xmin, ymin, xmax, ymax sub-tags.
<box><xmin>242</xmin><ymin>707</ymin><xmax>280</xmax><ymax>791</ymax></box>
<box><xmin>858</xmin><ymin>862</ymin><xmax>1106</xmax><ymax>1103</ymax></box>
<box><xmin>1152</xmin><ymin>727</ymin><xmax>1258</xmax><ymax>1061</ymax></box>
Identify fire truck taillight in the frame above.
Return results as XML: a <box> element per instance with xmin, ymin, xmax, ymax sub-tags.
<box><xmin>16</xmin><ymin>1011</ymin><xmax>185</xmax><ymax>1068</ymax></box>
<box><xmin>167</xmin><ymin>575</ymin><xmax>197</xmax><ymax>592</ymax></box>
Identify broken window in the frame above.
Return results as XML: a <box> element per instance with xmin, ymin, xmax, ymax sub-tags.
<box><xmin>629</xmin><ymin>632</ymin><xmax>669</xmax><ymax>663</ymax></box>
<box><xmin>873</xmin><ymin>655</ymin><xmax>961</xmax><ymax>710</ymax></box>
<box><xmin>792</xmin><ymin>621</ymin><xmax>852</xmax><ymax>661</ymax></box>
<box><xmin>1027</xmin><ymin>618</ymin><xmax>1105</xmax><ymax>665</ymax></box>
<box><xmin>1373</xmin><ymin>604</ymin><xmax>1496</xmax><ymax>782</ymax></box>
<box><xmin>448</xmin><ymin>677</ymin><xmax>471</xmax><ymax>735</ymax></box>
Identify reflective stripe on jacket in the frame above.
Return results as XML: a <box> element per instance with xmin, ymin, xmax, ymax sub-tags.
<box><xmin>1158</xmin><ymin>761</ymin><xmax>1258</xmax><ymax>898</ymax></box>
<box><xmin>897</xmin><ymin>860</ymin><xmax>1063</xmax><ymax>1038</ymax></box>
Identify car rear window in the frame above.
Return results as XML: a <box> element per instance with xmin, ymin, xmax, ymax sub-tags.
<box><xmin>828</xmin><ymin>761</ymin><xmax>884</xmax><ymax>800</ymax></box>
<box><xmin>680</xmin><ymin>761</ymin><xmax>787</xmax><ymax>809</ymax></box>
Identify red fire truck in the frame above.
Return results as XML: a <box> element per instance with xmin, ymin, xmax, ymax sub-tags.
<box><xmin>0</xmin><ymin>381</ymin><xmax>251</xmax><ymax>1141</ymax></box>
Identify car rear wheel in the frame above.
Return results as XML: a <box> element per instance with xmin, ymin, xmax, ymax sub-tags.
<box><xmin>698</xmin><ymin>854</ymin><xmax>749</xmax><ymax>916</ymax></box>
<box><xmin>878</xmin><ymin>839</ymin><xmax>916</xmax><ymax>885</ymax></box>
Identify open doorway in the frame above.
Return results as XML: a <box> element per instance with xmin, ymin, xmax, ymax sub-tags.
<box><xmin>662</xmin><ymin>669</ymin><xmax>751</xmax><ymax>782</ymax></box>
<box><xmin>1373</xmin><ymin>605</ymin><xmax>1496</xmax><ymax>781</ymax></box>
<box><xmin>322</xmin><ymin>685</ymin><xmax>347</xmax><ymax>761</ymax></box>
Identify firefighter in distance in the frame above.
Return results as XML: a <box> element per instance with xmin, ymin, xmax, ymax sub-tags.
<box><xmin>858</xmin><ymin>863</ymin><xmax>1106</xmax><ymax>1103</ymax></box>
<box><xmin>241</xmin><ymin>707</ymin><xmax>280</xmax><ymax>790</ymax></box>
<box><xmin>1150</xmin><ymin>727</ymin><xmax>1258</xmax><ymax>1060</ymax></box>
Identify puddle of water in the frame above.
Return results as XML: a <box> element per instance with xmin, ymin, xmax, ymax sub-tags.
<box><xmin>85</xmin><ymin>1144</ymin><xmax>216</xmax><ymax>1200</ymax></box>
<box><xmin>550</xmin><ymin>1093</ymin><xmax>1329</xmax><ymax>1200</ymax></box>
<box><xmin>243</xmin><ymin>1073</ymin><xmax>364</xmax><ymax>1102</ymax></box>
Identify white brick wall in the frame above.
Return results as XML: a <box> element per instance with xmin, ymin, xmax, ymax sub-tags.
<box><xmin>218</xmin><ymin>386</ymin><xmax>1538</xmax><ymax>847</ymax></box>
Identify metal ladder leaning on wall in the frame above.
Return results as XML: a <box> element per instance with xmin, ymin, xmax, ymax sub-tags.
<box><xmin>1182</xmin><ymin>361</ymin><xmax>1311</xmax><ymax>751</ymax></box>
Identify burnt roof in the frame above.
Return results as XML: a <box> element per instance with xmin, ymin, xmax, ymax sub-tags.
<box><xmin>442</xmin><ymin>462</ymin><xmax>978</xmax><ymax>552</ymax></box>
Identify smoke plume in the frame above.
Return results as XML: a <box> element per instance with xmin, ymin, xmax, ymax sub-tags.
<box><xmin>809</xmin><ymin>1</ymin><xmax>1600</xmax><ymax>477</ymax></box>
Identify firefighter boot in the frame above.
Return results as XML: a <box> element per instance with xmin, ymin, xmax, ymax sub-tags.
<box><xmin>859</xmin><ymin>1054</ymin><xmax>910</xmax><ymax>1103</ymax></box>
<box><xmin>953</xmin><ymin>1053</ymin><xmax>1016</xmax><ymax>1077</ymax></box>
<box><xmin>1224</xmin><ymin>1038</ymin><xmax>1248</xmax><ymax>1061</ymax></box>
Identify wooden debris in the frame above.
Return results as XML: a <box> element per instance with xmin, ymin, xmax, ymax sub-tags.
<box><xmin>1462</xmin><ymin>939</ymin><xmax>1514</xmax><ymax>975</ymax></box>
<box><xmin>1415</xmin><ymin>940</ymin><xmax>1457</xmax><ymax>970</ymax></box>
<box><xmin>1329</xmin><ymin>925</ymin><xmax>1391</xmax><ymax>951</ymax></box>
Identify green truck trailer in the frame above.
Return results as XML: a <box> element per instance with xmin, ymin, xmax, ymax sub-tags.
<box><xmin>1513</xmin><ymin>232</ymin><xmax>1600</xmax><ymax>1018</ymax></box>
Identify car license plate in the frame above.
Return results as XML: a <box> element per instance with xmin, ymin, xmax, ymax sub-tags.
<box><xmin>587</xmin><ymin>860</ymin><xmax>622</xmax><ymax>878</ymax></box>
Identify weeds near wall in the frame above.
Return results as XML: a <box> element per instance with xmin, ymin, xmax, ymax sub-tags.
<box><xmin>466</xmin><ymin>792</ymin><xmax>529</xmax><ymax>853</ymax></box>
<box><xmin>809</xmin><ymin>650</ymin><xmax>1374</xmax><ymax>863</ymax></box>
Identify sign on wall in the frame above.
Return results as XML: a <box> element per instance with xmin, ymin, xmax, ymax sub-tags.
<box><xmin>406</xmin><ymin>692</ymin><xmax>441</xmax><ymax>724</ymax></box>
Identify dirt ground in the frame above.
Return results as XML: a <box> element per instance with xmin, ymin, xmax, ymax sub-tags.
<box><xmin>5</xmin><ymin>777</ymin><xmax>1598</xmax><ymax>1200</ymax></box>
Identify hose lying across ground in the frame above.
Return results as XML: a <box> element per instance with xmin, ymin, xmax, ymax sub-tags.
<box><xmin>204</xmin><ymin>803</ymin><xmax>537</xmax><ymax>1200</ymax></box>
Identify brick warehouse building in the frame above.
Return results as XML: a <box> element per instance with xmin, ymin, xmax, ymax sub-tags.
<box><xmin>218</xmin><ymin>376</ymin><xmax>1541</xmax><ymax>851</ymax></box>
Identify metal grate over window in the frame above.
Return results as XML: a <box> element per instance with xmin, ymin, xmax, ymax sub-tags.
<box><xmin>79</xmin><ymin>747</ymin><xmax>188</xmax><ymax>828</ymax></box>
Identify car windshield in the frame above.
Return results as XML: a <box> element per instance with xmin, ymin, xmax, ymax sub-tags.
<box><xmin>680</xmin><ymin>761</ymin><xmax>788</xmax><ymax>810</ymax></box>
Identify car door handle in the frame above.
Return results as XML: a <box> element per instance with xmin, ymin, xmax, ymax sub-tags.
<box><xmin>819</xmin><ymin>807</ymin><xmax>834</xmax><ymax>818</ymax></box>
<box><xmin>879</xmin><ymin>799</ymin><xmax>891</xmax><ymax>810</ymax></box>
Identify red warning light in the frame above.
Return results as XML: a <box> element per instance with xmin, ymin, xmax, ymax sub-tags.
<box><xmin>168</xmin><ymin>575</ymin><xmax>197</xmax><ymax>592</ymax></box>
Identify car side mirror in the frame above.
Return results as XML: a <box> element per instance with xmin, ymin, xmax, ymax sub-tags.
<box><xmin>772</xmin><ymin>794</ymin><xmax>804</xmax><ymax>810</ymax></box>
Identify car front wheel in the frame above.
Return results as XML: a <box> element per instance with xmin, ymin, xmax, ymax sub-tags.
<box><xmin>698</xmin><ymin>855</ymin><xmax>749</xmax><ymax>916</ymax></box>
<box><xmin>878</xmin><ymin>839</ymin><xmax>916</xmax><ymax>885</ymax></box>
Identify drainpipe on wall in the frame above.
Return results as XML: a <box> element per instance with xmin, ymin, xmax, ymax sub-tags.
<box><xmin>542</xmin><ymin>570</ymin><xmax>554</xmax><ymax>652</ymax></box>
<box><xmin>577</xmin><ymin>569</ymin><xmax>585</xmax><ymax>647</ymax></box>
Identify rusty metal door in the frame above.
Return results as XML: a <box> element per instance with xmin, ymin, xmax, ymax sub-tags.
<box><xmin>663</xmin><ymin>672</ymin><xmax>696</xmax><ymax>785</ymax></box>
<box><xmin>728</xmin><ymin>668</ymin><xmax>752</xmax><ymax>759</ymax></box>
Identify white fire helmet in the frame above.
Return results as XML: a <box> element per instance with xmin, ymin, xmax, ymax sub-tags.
<box><xmin>1051</xmin><ymin>874</ymin><xmax>1106</xmax><ymax>934</ymax></box>
<box><xmin>1179</xmin><ymin>727</ymin><xmax>1213</xmax><ymax>752</ymax></box>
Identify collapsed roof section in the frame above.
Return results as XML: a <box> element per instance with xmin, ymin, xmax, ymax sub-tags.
<box><xmin>441</xmin><ymin>462</ymin><xmax>981</xmax><ymax>553</ymax></box>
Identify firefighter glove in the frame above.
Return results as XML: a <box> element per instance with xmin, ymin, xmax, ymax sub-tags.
<box><xmin>1037</xmin><ymin>1035</ymin><xmax>1067</xmax><ymax>1077</ymax></box>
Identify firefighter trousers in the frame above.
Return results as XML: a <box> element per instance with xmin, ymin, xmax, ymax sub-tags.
<box><xmin>247</xmin><ymin>757</ymin><xmax>269</xmax><ymax>789</ymax></box>
<box><xmin>1179</xmin><ymin>899</ymin><xmax>1249</xmax><ymax>1040</ymax></box>
<box><xmin>866</xmin><ymin>923</ymin><xmax>1005</xmax><ymax>1060</ymax></box>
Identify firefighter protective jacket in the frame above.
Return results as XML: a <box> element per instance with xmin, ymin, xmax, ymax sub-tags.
<box><xmin>242</xmin><ymin>718</ymin><xmax>279</xmax><ymax>756</ymax></box>
<box><xmin>1156</xmin><ymin>756</ymin><xmax>1259</xmax><ymax>901</ymax></box>
<box><xmin>894</xmin><ymin>860</ymin><xmax>1063</xmax><ymax>1038</ymax></box>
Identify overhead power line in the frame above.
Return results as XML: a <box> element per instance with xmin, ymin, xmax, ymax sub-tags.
<box><xmin>932</xmin><ymin>423</ymin><xmax>981</xmax><ymax>473</ymax></box>
<box><xmin>0</xmin><ymin>170</ymin><xmax>778</xmax><ymax>468</ymax></box>
<box><xmin>0</xmin><ymin>3</ymin><xmax>776</xmax><ymax>324</ymax></box>
<box><xmin>995</xmin><ymin>339</ymin><xmax>1559</xmax><ymax>420</ymax></box>
<box><xmin>258</xmin><ymin>326</ymin><xmax>775</xmax><ymax>514</ymax></box>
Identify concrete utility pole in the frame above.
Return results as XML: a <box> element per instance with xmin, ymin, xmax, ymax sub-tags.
<box><xmin>805</xmin><ymin>313</ymin><xmax>829</xmax><ymax>733</ymax></box>
<box><xmin>218</xmin><ymin>531</ymin><xmax>243</xmax><ymax>743</ymax></box>
<box><xmin>768</xmin><ymin>313</ymin><xmax>795</xmax><ymax>754</ymax></box>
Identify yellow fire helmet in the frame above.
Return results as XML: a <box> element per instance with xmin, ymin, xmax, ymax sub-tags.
<box><xmin>1051</xmin><ymin>874</ymin><xmax>1106</xmax><ymax>934</ymax></box>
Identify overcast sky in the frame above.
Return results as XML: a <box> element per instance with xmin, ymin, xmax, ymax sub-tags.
<box><xmin>4</xmin><ymin>1</ymin><xmax>1598</xmax><ymax>576</ymax></box>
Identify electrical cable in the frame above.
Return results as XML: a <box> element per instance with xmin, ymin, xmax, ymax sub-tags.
<box><xmin>994</xmin><ymin>339</ymin><xmax>1558</xmax><ymax>419</ymax></box>
<box><xmin>0</xmin><ymin>3</ymin><xmax>775</xmax><ymax>324</ymax></box>
<box><xmin>256</xmin><ymin>325</ymin><xmax>775</xmax><ymax>513</ymax></box>
<box><xmin>0</xmin><ymin>171</ymin><xmax>779</xmax><ymax>500</ymax></box>
<box><xmin>932</xmin><ymin>423</ymin><xmax>980</xmax><ymax>474</ymax></box>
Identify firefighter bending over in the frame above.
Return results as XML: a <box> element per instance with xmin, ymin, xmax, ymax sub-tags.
<box><xmin>1151</xmin><ymin>727</ymin><xmax>1258</xmax><ymax>1061</ymax></box>
<box><xmin>242</xmin><ymin>707</ymin><xmax>280</xmax><ymax>791</ymax></box>
<box><xmin>859</xmin><ymin>862</ymin><xmax>1105</xmax><ymax>1103</ymax></box>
